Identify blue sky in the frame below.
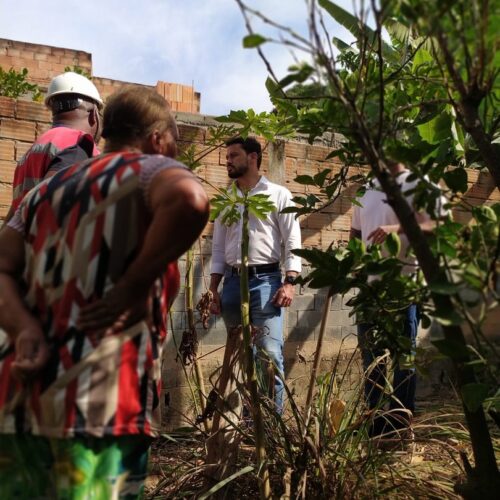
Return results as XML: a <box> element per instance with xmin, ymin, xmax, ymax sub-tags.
<box><xmin>1</xmin><ymin>0</ymin><xmax>354</xmax><ymax>116</ymax></box>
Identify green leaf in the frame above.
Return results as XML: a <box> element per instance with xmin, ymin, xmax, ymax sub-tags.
<box><xmin>412</xmin><ymin>47</ymin><xmax>433</xmax><ymax>69</ymax></box>
<box><xmin>331</xmin><ymin>37</ymin><xmax>353</xmax><ymax>52</ymax></box>
<box><xmin>248</xmin><ymin>204</ymin><xmax>267</xmax><ymax>220</ymax></box>
<box><xmin>309</xmin><ymin>274</ymin><xmax>336</xmax><ymax>288</ymax></box>
<box><xmin>243</xmin><ymin>34</ymin><xmax>267</xmax><ymax>48</ymax></box>
<box><xmin>365</xmin><ymin>259</ymin><xmax>399</xmax><ymax>275</ymax></box>
<box><xmin>473</xmin><ymin>205</ymin><xmax>498</xmax><ymax>224</ymax></box>
<box><xmin>313</xmin><ymin>168</ymin><xmax>331</xmax><ymax>187</ymax></box>
<box><xmin>436</xmin><ymin>239</ymin><xmax>457</xmax><ymax>259</ymax></box>
<box><xmin>417</xmin><ymin>112</ymin><xmax>452</xmax><ymax>145</ymax></box>
<box><xmin>215</xmin><ymin>109</ymin><xmax>249</xmax><ymax>124</ymax></box>
<box><xmin>281</xmin><ymin>206</ymin><xmax>299</xmax><ymax>214</ymax></box>
<box><xmin>266</xmin><ymin>77</ymin><xmax>284</xmax><ymax>100</ymax></box>
<box><xmin>295</xmin><ymin>174</ymin><xmax>315</xmax><ymax>185</ymax></box>
<box><xmin>347</xmin><ymin>237</ymin><xmax>366</xmax><ymax>255</ymax></box>
<box><xmin>384</xmin><ymin>18</ymin><xmax>412</xmax><ymax>45</ymax></box>
<box><xmin>443</xmin><ymin>168</ymin><xmax>468</xmax><ymax>193</ymax></box>
<box><xmin>199</xmin><ymin>466</ymin><xmax>254</xmax><ymax>500</ymax></box>
<box><xmin>434</xmin><ymin>309</ymin><xmax>463</xmax><ymax>326</ymax></box>
<box><xmin>319</xmin><ymin>0</ymin><xmax>395</xmax><ymax>57</ymax></box>
<box><xmin>384</xmin><ymin>232</ymin><xmax>401</xmax><ymax>257</ymax></box>
<box><xmin>461</xmin><ymin>383</ymin><xmax>490</xmax><ymax>412</ymax></box>
<box><xmin>325</xmin><ymin>148</ymin><xmax>345</xmax><ymax>160</ymax></box>
<box><xmin>320</xmin><ymin>0</ymin><xmax>371</xmax><ymax>44</ymax></box>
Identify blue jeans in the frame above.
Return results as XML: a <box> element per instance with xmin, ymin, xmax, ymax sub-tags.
<box><xmin>357</xmin><ymin>304</ymin><xmax>419</xmax><ymax>414</ymax></box>
<box><xmin>221</xmin><ymin>270</ymin><xmax>285</xmax><ymax>413</ymax></box>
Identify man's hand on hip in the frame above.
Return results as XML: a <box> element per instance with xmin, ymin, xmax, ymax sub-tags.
<box><xmin>272</xmin><ymin>283</ymin><xmax>295</xmax><ymax>307</ymax></box>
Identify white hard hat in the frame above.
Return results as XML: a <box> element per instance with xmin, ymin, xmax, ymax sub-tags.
<box><xmin>45</xmin><ymin>72</ymin><xmax>103</xmax><ymax>108</ymax></box>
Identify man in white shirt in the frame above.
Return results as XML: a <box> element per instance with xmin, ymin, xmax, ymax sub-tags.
<box><xmin>209</xmin><ymin>137</ymin><xmax>302</xmax><ymax>413</ymax></box>
<box><xmin>350</xmin><ymin>161</ymin><xmax>447</xmax><ymax>437</ymax></box>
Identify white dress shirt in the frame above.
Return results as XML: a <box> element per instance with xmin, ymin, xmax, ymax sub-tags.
<box><xmin>211</xmin><ymin>176</ymin><xmax>302</xmax><ymax>274</ymax></box>
<box><xmin>351</xmin><ymin>170</ymin><xmax>448</xmax><ymax>275</ymax></box>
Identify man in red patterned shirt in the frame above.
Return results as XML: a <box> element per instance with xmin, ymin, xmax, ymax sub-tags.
<box><xmin>6</xmin><ymin>71</ymin><xmax>103</xmax><ymax>220</ymax></box>
<box><xmin>0</xmin><ymin>86</ymin><xmax>209</xmax><ymax>498</ymax></box>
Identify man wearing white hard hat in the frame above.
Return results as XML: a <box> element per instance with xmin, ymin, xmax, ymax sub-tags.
<box><xmin>5</xmin><ymin>72</ymin><xmax>103</xmax><ymax>220</ymax></box>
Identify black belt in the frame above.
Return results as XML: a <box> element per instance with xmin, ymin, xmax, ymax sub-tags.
<box><xmin>230</xmin><ymin>263</ymin><xmax>280</xmax><ymax>276</ymax></box>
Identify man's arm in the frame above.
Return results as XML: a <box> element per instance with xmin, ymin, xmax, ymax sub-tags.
<box><xmin>366</xmin><ymin>214</ymin><xmax>440</xmax><ymax>245</ymax></box>
<box><xmin>0</xmin><ymin>226</ymin><xmax>49</xmax><ymax>377</ymax></box>
<box><xmin>273</xmin><ymin>190</ymin><xmax>302</xmax><ymax>307</ymax></box>
<box><xmin>78</xmin><ymin>167</ymin><xmax>209</xmax><ymax>331</ymax></box>
<box><xmin>0</xmin><ymin>227</ymin><xmax>29</xmax><ymax>337</ymax></box>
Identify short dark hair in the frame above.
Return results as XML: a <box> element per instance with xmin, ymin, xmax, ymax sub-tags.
<box><xmin>225</xmin><ymin>136</ymin><xmax>262</xmax><ymax>169</ymax></box>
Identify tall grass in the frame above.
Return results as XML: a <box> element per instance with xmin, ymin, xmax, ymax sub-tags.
<box><xmin>147</xmin><ymin>336</ymin><xmax>497</xmax><ymax>499</ymax></box>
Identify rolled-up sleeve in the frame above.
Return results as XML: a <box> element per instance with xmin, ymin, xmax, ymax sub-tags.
<box><xmin>210</xmin><ymin>218</ymin><xmax>227</xmax><ymax>275</ymax></box>
<box><xmin>278</xmin><ymin>189</ymin><xmax>302</xmax><ymax>273</ymax></box>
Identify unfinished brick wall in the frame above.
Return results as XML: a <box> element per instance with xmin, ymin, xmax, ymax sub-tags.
<box><xmin>0</xmin><ymin>96</ymin><xmax>51</xmax><ymax>214</ymax></box>
<box><xmin>0</xmin><ymin>38</ymin><xmax>201</xmax><ymax>112</ymax></box>
<box><xmin>156</xmin><ymin>82</ymin><xmax>201</xmax><ymax>113</ymax></box>
<box><xmin>0</xmin><ymin>95</ymin><xmax>365</xmax><ymax>422</ymax></box>
<box><xmin>92</xmin><ymin>76</ymin><xmax>154</xmax><ymax>101</ymax></box>
<box><xmin>162</xmin><ymin>115</ymin><xmax>499</xmax><ymax>428</ymax></box>
<box><xmin>1</xmin><ymin>94</ymin><xmax>498</xmax><ymax>428</ymax></box>
<box><xmin>1</xmin><ymin>38</ymin><xmax>92</xmax><ymax>88</ymax></box>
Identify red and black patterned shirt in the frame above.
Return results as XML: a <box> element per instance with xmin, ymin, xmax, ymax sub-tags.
<box><xmin>10</xmin><ymin>126</ymin><xmax>99</xmax><ymax>212</ymax></box>
<box><xmin>0</xmin><ymin>152</ymin><xmax>182</xmax><ymax>438</ymax></box>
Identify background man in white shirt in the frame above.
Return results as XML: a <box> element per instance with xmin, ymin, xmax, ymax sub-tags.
<box><xmin>350</xmin><ymin>161</ymin><xmax>447</xmax><ymax>437</ymax></box>
<box><xmin>209</xmin><ymin>137</ymin><xmax>302</xmax><ymax>413</ymax></box>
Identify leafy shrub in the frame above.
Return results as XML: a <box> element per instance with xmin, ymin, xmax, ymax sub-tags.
<box><xmin>0</xmin><ymin>67</ymin><xmax>41</xmax><ymax>101</ymax></box>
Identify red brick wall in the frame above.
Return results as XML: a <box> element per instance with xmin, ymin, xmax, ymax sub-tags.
<box><xmin>1</xmin><ymin>94</ymin><xmax>499</xmax><ymax>428</ymax></box>
<box><xmin>0</xmin><ymin>97</ymin><xmax>51</xmax><ymax>215</ymax></box>
<box><xmin>93</xmin><ymin>76</ymin><xmax>154</xmax><ymax>101</ymax></box>
<box><xmin>1</xmin><ymin>38</ymin><xmax>92</xmax><ymax>88</ymax></box>
<box><xmin>156</xmin><ymin>82</ymin><xmax>201</xmax><ymax>113</ymax></box>
<box><xmin>0</xmin><ymin>38</ymin><xmax>200</xmax><ymax>112</ymax></box>
<box><xmin>1</xmin><ymin>94</ymin><xmax>498</xmax><ymax>231</ymax></box>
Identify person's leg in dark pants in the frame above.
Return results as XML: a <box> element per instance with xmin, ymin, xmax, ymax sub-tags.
<box><xmin>357</xmin><ymin>322</ymin><xmax>387</xmax><ymax>411</ymax></box>
<box><xmin>389</xmin><ymin>304</ymin><xmax>419</xmax><ymax>429</ymax></box>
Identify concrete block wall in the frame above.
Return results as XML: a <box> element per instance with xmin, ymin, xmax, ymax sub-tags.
<box><xmin>0</xmin><ymin>94</ymin><xmax>364</xmax><ymax>426</ymax></box>
<box><xmin>1</xmin><ymin>38</ymin><xmax>499</xmax><ymax>426</ymax></box>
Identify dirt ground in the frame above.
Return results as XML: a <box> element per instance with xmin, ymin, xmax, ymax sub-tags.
<box><xmin>144</xmin><ymin>400</ymin><xmax>500</xmax><ymax>499</ymax></box>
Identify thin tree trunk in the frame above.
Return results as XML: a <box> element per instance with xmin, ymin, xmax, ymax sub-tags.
<box><xmin>205</xmin><ymin>327</ymin><xmax>243</xmax><ymax>486</ymax></box>
<box><xmin>370</xmin><ymin>159</ymin><xmax>500</xmax><ymax>494</ymax></box>
<box><xmin>457</xmin><ymin>102</ymin><xmax>500</xmax><ymax>189</ymax></box>
<box><xmin>185</xmin><ymin>247</ymin><xmax>209</xmax><ymax>433</ymax></box>
<box><xmin>240</xmin><ymin>201</ymin><xmax>272</xmax><ymax>499</ymax></box>
<box><xmin>303</xmin><ymin>287</ymin><xmax>334</xmax><ymax>426</ymax></box>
